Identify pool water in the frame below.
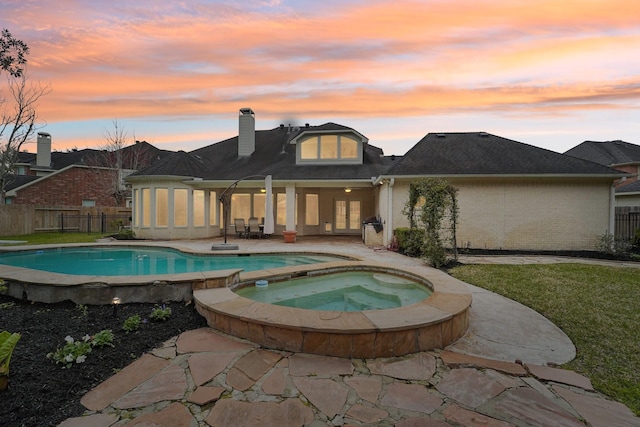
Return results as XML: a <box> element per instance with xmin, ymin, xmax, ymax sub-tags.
<box><xmin>0</xmin><ymin>247</ymin><xmax>341</xmax><ymax>276</ymax></box>
<box><xmin>236</xmin><ymin>271</ymin><xmax>432</xmax><ymax>311</ymax></box>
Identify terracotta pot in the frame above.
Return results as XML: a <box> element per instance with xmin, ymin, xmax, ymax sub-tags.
<box><xmin>283</xmin><ymin>230</ymin><xmax>297</xmax><ymax>243</ymax></box>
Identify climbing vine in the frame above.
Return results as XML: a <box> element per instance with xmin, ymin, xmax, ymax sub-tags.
<box><xmin>402</xmin><ymin>178</ymin><xmax>459</xmax><ymax>267</ymax></box>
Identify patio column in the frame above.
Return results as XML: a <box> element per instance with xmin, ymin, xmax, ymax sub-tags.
<box><xmin>285</xmin><ymin>184</ymin><xmax>296</xmax><ymax>231</ymax></box>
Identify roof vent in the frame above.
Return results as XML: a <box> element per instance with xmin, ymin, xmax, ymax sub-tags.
<box><xmin>436</xmin><ymin>133</ymin><xmax>446</xmax><ymax>138</ymax></box>
<box><xmin>305</xmin><ymin>123</ymin><xmax>310</xmax><ymax>128</ymax></box>
<box><xmin>479</xmin><ymin>132</ymin><xmax>489</xmax><ymax>137</ymax></box>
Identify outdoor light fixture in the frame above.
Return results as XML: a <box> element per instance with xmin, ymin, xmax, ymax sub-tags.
<box><xmin>112</xmin><ymin>297</ymin><xmax>121</xmax><ymax>318</ymax></box>
<box><xmin>260</xmin><ymin>188</ymin><xmax>266</xmax><ymax>193</ymax></box>
<box><xmin>344</xmin><ymin>188</ymin><xmax>352</xmax><ymax>193</ymax></box>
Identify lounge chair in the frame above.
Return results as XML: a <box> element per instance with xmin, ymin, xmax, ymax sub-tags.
<box><xmin>234</xmin><ymin>218</ymin><xmax>247</xmax><ymax>238</ymax></box>
<box><xmin>248</xmin><ymin>217</ymin><xmax>262</xmax><ymax>238</ymax></box>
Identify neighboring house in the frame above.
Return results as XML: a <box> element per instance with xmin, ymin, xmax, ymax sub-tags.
<box><xmin>564</xmin><ymin>140</ymin><xmax>640</xmax><ymax>207</ymax></box>
<box><xmin>127</xmin><ymin>108</ymin><xmax>624</xmax><ymax>251</ymax></box>
<box><xmin>5</xmin><ymin>133</ymin><xmax>173</xmax><ymax>207</ymax></box>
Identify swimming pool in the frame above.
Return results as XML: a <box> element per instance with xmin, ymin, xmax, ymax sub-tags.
<box><xmin>0</xmin><ymin>246</ymin><xmax>342</xmax><ymax>276</ymax></box>
<box><xmin>236</xmin><ymin>271</ymin><xmax>432</xmax><ymax>311</ymax></box>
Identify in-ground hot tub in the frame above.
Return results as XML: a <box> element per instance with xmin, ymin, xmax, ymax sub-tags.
<box><xmin>194</xmin><ymin>263</ymin><xmax>472</xmax><ymax>358</ymax></box>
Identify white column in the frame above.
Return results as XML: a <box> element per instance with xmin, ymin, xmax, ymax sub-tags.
<box><xmin>286</xmin><ymin>184</ymin><xmax>296</xmax><ymax>231</ymax></box>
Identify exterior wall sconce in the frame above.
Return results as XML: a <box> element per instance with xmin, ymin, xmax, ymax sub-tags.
<box><xmin>344</xmin><ymin>188</ymin><xmax>352</xmax><ymax>193</ymax></box>
<box><xmin>260</xmin><ymin>188</ymin><xmax>266</xmax><ymax>193</ymax></box>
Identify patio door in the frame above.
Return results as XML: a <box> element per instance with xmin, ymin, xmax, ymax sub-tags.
<box><xmin>335</xmin><ymin>199</ymin><xmax>361</xmax><ymax>234</ymax></box>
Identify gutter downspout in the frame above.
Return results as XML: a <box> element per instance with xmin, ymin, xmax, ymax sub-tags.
<box><xmin>387</xmin><ymin>178</ymin><xmax>395</xmax><ymax>245</ymax></box>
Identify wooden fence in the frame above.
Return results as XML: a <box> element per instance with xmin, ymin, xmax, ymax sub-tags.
<box><xmin>0</xmin><ymin>205</ymin><xmax>131</xmax><ymax>236</ymax></box>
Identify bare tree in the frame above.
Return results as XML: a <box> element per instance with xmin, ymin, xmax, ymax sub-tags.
<box><xmin>0</xmin><ymin>29</ymin><xmax>29</xmax><ymax>78</ymax></box>
<box><xmin>0</xmin><ymin>73</ymin><xmax>50</xmax><ymax>196</ymax></box>
<box><xmin>88</xmin><ymin>120</ymin><xmax>156</xmax><ymax>206</ymax></box>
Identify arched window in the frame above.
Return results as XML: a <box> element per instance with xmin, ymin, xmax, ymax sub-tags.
<box><xmin>298</xmin><ymin>134</ymin><xmax>361</xmax><ymax>162</ymax></box>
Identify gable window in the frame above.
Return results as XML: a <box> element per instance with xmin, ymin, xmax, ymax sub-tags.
<box><xmin>299</xmin><ymin>134</ymin><xmax>360</xmax><ymax>163</ymax></box>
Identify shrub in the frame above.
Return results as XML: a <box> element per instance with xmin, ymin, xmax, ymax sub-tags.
<box><xmin>47</xmin><ymin>330</ymin><xmax>114</xmax><ymax>369</ymax></box>
<box><xmin>122</xmin><ymin>315</ymin><xmax>142</xmax><ymax>333</ymax></box>
<box><xmin>150</xmin><ymin>304</ymin><xmax>171</xmax><ymax>321</ymax></box>
<box><xmin>394</xmin><ymin>228</ymin><xmax>425</xmax><ymax>257</ymax></box>
<box><xmin>0</xmin><ymin>331</ymin><xmax>21</xmax><ymax>386</ymax></box>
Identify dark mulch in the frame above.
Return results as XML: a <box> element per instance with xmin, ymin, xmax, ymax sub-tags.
<box><xmin>0</xmin><ymin>294</ymin><xmax>207</xmax><ymax>427</ymax></box>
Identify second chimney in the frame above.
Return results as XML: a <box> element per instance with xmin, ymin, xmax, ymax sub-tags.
<box><xmin>238</xmin><ymin>108</ymin><xmax>255</xmax><ymax>157</ymax></box>
<box><xmin>37</xmin><ymin>132</ymin><xmax>52</xmax><ymax>168</ymax></box>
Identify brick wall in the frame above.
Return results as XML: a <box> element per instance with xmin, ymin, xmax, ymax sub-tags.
<box><xmin>11</xmin><ymin>166</ymin><xmax>123</xmax><ymax>207</ymax></box>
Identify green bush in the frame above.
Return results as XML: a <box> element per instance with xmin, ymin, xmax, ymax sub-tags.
<box><xmin>122</xmin><ymin>315</ymin><xmax>142</xmax><ymax>333</ymax></box>
<box><xmin>632</xmin><ymin>229</ymin><xmax>640</xmax><ymax>253</ymax></box>
<box><xmin>149</xmin><ymin>304</ymin><xmax>171</xmax><ymax>321</ymax></box>
<box><xmin>394</xmin><ymin>228</ymin><xmax>425</xmax><ymax>257</ymax></box>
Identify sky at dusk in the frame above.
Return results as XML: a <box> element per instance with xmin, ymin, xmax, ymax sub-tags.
<box><xmin>1</xmin><ymin>0</ymin><xmax>639</xmax><ymax>156</ymax></box>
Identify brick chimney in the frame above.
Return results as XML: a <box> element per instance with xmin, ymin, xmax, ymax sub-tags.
<box><xmin>238</xmin><ymin>108</ymin><xmax>255</xmax><ymax>157</ymax></box>
<box><xmin>36</xmin><ymin>132</ymin><xmax>52</xmax><ymax>168</ymax></box>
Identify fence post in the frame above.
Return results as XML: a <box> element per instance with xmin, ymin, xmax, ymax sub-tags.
<box><xmin>60</xmin><ymin>213</ymin><xmax>64</xmax><ymax>233</ymax></box>
<box><xmin>101</xmin><ymin>212</ymin><xmax>106</xmax><ymax>234</ymax></box>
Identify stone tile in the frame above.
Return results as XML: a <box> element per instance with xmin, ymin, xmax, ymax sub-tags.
<box><xmin>436</xmin><ymin>368</ymin><xmax>505</xmax><ymax>409</ymax></box>
<box><xmin>261</xmin><ymin>367</ymin><xmax>287</xmax><ymax>395</ymax></box>
<box><xmin>484</xmin><ymin>369</ymin><xmax>525</xmax><ymax>389</ymax></box>
<box><xmin>292</xmin><ymin>377</ymin><xmax>350</xmax><ymax>417</ymax></box>
<box><xmin>288</xmin><ymin>353</ymin><xmax>354</xmax><ymax>376</ymax></box>
<box><xmin>302</xmin><ymin>331</ymin><xmax>353</xmax><ymax>357</ymax></box>
<box><xmin>417</xmin><ymin>322</ymin><xmax>444</xmax><ymax>351</ymax></box>
<box><xmin>151</xmin><ymin>345</ymin><xmax>177</xmax><ymax>359</ymax></box>
<box><xmin>367</xmin><ymin>352</ymin><xmax>437</xmax><ymax>381</ymax></box>
<box><xmin>345</xmin><ymin>404</ymin><xmax>388</xmax><ymax>424</ymax></box>
<box><xmin>188</xmin><ymin>352</ymin><xmax>238</xmax><ymax>386</ymax></box>
<box><xmin>225</xmin><ymin>367</ymin><xmax>256</xmax><ymax>391</ymax></box>
<box><xmin>176</xmin><ymin>328</ymin><xmax>255</xmax><ymax>354</ymax></box>
<box><xmin>380</xmin><ymin>382</ymin><xmax>443</xmax><ymax>414</ymax></box>
<box><xmin>263</xmin><ymin>325</ymin><xmax>304</xmax><ymax>352</ymax></box>
<box><xmin>525</xmin><ymin>364</ymin><xmax>594</xmax><ymax>390</ymax></box>
<box><xmin>485</xmin><ymin>387</ymin><xmax>585</xmax><ymax>427</ymax></box>
<box><xmin>233</xmin><ymin>348</ymin><xmax>282</xmax><ymax>380</ymax></box>
<box><xmin>442</xmin><ymin>404</ymin><xmax>512</xmax><ymax>427</ymax></box>
<box><xmin>80</xmin><ymin>353</ymin><xmax>169</xmax><ymax>411</ymax></box>
<box><xmin>127</xmin><ymin>402</ymin><xmax>198</xmax><ymax>427</ymax></box>
<box><xmin>395</xmin><ymin>418</ymin><xmax>450</xmax><ymax>427</ymax></box>
<box><xmin>441</xmin><ymin>350</ymin><xmax>526</xmax><ymax>376</ymax></box>
<box><xmin>58</xmin><ymin>413</ymin><xmax>119</xmax><ymax>427</ymax></box>
<box><xmin>344</xmin><ymin>375</ymin><xmax>382</xmax><ymax>403</ymax></box>
<box><xmin>205</xmin><ymin>398</ymin><xmax>314</xmax><ymax>427</ymax></box>
<box><xmin>114</xmin><ymin>363</ymin><xmax>187</xmax><ymax>409</ymax></box>
<box><xmin>553</xmin><ymin>385</ymin><xmax>640</xmax><ymax>427</ymax></box>
<box><xmin>187</xmin><ymin>386</ymin><xmax>226</xmax><ymax>405</ymax></box>
<box><xmin>364</xmin><ymin>303</ymin><xmax>450</xmax><ymax>330</ymax></box>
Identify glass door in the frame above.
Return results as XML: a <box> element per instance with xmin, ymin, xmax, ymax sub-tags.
<box><xmin>335</xmin><ymin>200</ymin><xmax>361</xmax><ymax>233</ymax></box>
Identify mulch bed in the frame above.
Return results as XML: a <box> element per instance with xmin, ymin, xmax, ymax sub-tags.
<box><xmin>0</xmin><ymin>294</ymin><xmax>207</xmax><ymax>427</ymax></box>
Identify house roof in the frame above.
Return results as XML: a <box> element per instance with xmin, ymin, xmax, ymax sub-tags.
<box><xmin>616</xmin><ymin>180</ymin><xmax>640</xmax><ymax>194</ymax></box>
<box><xmin>386</xmin><ymin>132</ymin><xmax>623</xmax><ymax>176</ymax></box>
<box><xmin>564</xmin><ymin>140</ymin><xmax>640</xmax><ymax>166</ymax></box>
<box><xmin>130</xmin><ymin>124</ymin><xmax>391</xmax><ymax>182</ymax></box>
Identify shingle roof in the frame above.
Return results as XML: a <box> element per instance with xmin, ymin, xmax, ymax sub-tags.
<box><xmin>616</xmin><ymin>180</ymin><xmax>640</xmax><ymax>194</ymax></box>
<box><xmin>564</xmin><ymin>140</ymin><xmax>640</xmax><ymax>166</ymax></box>
<box><xmin>133</xmin><ymin>124</ymin><xmax>389</xmax><ymax>181</ymax></box>
<box><xmin>387</xmin><ymin>132</ymin><xmax>622</xmax><ymax>176</ymax></box>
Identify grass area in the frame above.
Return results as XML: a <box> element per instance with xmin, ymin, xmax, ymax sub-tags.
<box><xmin>0</xmin><ymin>232</ymin><xmax>105</xmax><ymax>245</ymax></box>
<box><xmin>448</xmin><ymin>263</ymin><xmax>640</xmax><ymax>416</ymax></box>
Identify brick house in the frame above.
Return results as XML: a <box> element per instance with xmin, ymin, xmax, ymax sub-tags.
<box><xmin>5</xmin><ymin>133</ymin><xmax>173</xmax><ymax>207</ymax></box>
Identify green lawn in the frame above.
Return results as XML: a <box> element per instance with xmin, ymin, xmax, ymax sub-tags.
<box><xmin>448</xmin><ymin>263</ymin><xmax>640</xmax><ymax>416</ymax></box>
<box><xmin>0</xmin><ymin>232</ymin><xmax>105</xmax><ymax>245</ymax></box>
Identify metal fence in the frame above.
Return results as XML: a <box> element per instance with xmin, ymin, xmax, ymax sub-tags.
<box><xmin>59</xmin><ymin>213</ymin><xmax>132</xmax><ymax>234</ymax></box>
<box><xmin>615</xmin><ymin>210</ymin><xmax>640</xmax><ymax>240</ymax></box>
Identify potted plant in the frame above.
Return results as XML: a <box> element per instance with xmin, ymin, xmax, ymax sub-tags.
<box><xmin>283</xmin><ymin>230</ymin><xmax>297</xmax><ymax>243</ymax></box>
<box><xmin>0</xmin><ymin>331</ymin><xmax>21</xmax><ymax>391</ymax></box>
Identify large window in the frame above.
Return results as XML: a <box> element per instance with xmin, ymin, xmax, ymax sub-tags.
<box><xmin>142</xmin><ymin>188</ymin><xmax>151</xmax><ymax>227</ymax></box>
<box><xmin>253</xmin><ymin>193</ymin><xmax>265</xmax><ymax>222</ymax></box>
<box><xmin>194</xmin><ymin>190</ymin><xmax>205</xmax><ymax>227</ymax></box>
<box><xmin>276</xmin><ymin>193</ymin><xmax>287</xmax><ymax>225</ymax></box>
<box><xmin>155</xmin><ymin>188</ymin><xmax>168</xmax><ymax>227</ymax></box>
<box><xmin>305</xmin><ymin>194</ymin><xmax>319</xmax><ymax>225</ymax></box>
<box><xmin>174</xmin><ymin>189</ymin><xmax>188</xmax><ymax>227</ymax></box>
<box><xmin>231</xmin><ymin>194</ymin><xmax>251</xmax><ymax>222</ymax></box>
<box><xmin>133</xmin><ymin>189</ymin><xmax>139</xmax><ymax>226</ymax></box>
<box><xmin>299</xmin><ymin>134</ymin><xmax>359</xmax><ymax>162</ymax></box>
